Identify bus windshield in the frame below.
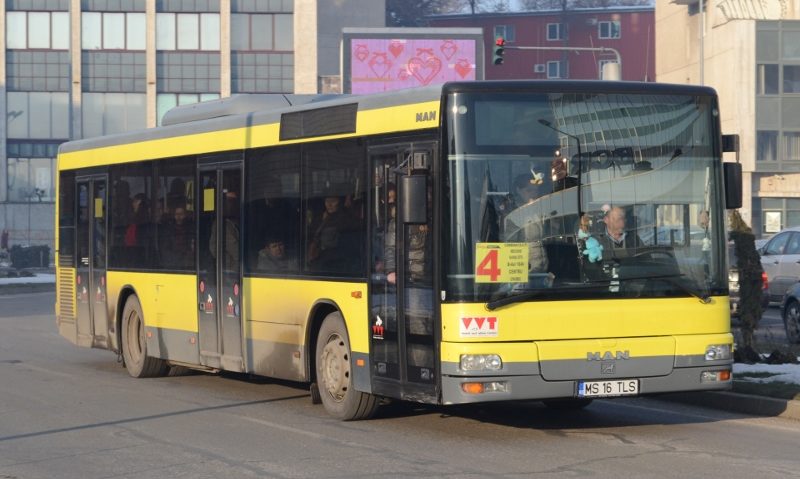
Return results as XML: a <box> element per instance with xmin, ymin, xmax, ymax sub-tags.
<box><xmin>444</xmin><ymin>90</ymin><xmax>727</xmax><ymax>303</ymax></box>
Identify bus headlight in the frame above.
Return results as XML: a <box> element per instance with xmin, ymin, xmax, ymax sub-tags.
<box><xmin>705</xmin><ymin>344</ymin><xmax>731</xmax><ymax>361</ymax></box>
<box><xmin>460</xmin><ymin>354</ymin><xmax>503</xmax><ymax>371</ymax></box>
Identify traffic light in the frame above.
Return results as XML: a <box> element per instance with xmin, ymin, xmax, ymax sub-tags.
<box><xmin>493</xmin><ymin>36</ymin><xmax>505</xmax><ymax>65</ymax></box>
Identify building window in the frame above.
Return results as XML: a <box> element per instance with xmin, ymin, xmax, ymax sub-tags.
<box><xmin>757</xmin><ymin>131</ymin><xmax>779</xmax><ymax>162</ymax></box>
<box><xmin>156</xmin><ymin>13</ymin><xmax>220</xmax><ymax>51</ymax></box>
<box><xmin>6</xmin><ymin>11</ymin><xmax>69</xmax><ymax>50</ymax></box>
<box><xmin>231</xmin><ymin>13</ymin><xmax>293</xmax><ymax>51</ymax></box>
<box><xmin>760</xmin><ymin>198</ymin><xmax>800</xmax><ymax>234</ymax></box>
<box><xmin>6</xmin><ymin>157</ymin><xmax>56</xmax><ymax>203</ymax></box>
<box><xmin>493</xmin><ymin>24</ymin><xmax>515</xmax><ymax>42</ymax></box>
<box><xmin>782</xmin><ymin>31</ymin><xmax>800</xmax><ymax>60</ymax></box>
<box><xmin>757</xmin><ymin>64</ymin><xmax>779</xmax><ymax>95</ymax></box>
<box><xmin>82</xmin><ymin>12</ymin><xmax>146</xmax><ymax>50</ymax></box>
<box><xmin>547</xmin><ymin>23</ymin><xmax>565</xmax><ymax>41</ymax></box>
<box><xmin>157</xmin><ymin>93</ymin><xmax>220</xmax><ymax>126</ymax></box>
<box><xmin>547</xmin><ymin>60</ymin><xmax>566</xmax><ymax>79</ymax></box>
<box><xmin>598</xmin><ymin>60</ymin><xmax>619</xmax><ymax>79</ymax></box>
<box><xmin>784</xmin><ymin>132</ymin><xmax>800</xmax><ymax>161</ymax></box>
<box><xmin>784</xmin><ymin>65</ymin><xmax>800</xmax><ymax>93</ymax></box>
<box><xmin>598</xmin><ymin>21</ymin><xmax>621</xmax><ymax>39</ymax></box>
<box><xmin>82</xmin><ymin>93</ymin><xmax>146</xmax><ymax>138</ymax></box>
<box><xmin>6</xmin><ymin>92</ymin><xmax>69</xmax><ymax>139</ymax></box>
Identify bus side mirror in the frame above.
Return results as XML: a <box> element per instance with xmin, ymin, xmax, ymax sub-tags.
<box><xmin>400</xmin><ymin>175</ymin><xmax>427</xmax><ymax>224</ymax></box>
<box><xmin>724</xmin><ymin>162</ymin><xmax>742</xmax><ymax>209</ymax></box>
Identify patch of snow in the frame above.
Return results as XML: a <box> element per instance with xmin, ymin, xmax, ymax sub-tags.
<box><xmin>0</xmin><ymin>274</ymin><xmax>56</xmax><ymax>285</ymax></box>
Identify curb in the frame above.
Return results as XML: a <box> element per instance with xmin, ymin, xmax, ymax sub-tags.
<box><xmin>660</xmin><ymin>391</ymin><xmax>800</xmax><ymax>421</ymax></box>
<box><xmin>0</xmin><ymin>283</ymin><xmax>56</xmax><ymax>295</ymax></box>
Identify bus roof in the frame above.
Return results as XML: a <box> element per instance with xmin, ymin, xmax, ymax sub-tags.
<box><xmin>57</xmin><ymin>80</ymin><xmax>718</xmax><ymax>166</ymax></box>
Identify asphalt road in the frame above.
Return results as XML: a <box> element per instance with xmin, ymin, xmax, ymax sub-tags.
<box><xmin>1</xmin><ymin>292</ymin><xmax>799</xmax><ymax>479</ymax></box>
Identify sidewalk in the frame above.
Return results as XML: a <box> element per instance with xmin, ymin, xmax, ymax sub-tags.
<box><xmin>0</xmin><ymin>267</ymin><xmax>55</xmax><ymax>294</ymax></box>
<box><xmin>1</xmin><ymin>270</ymin><xmax>797</xmax><ymax>420</ymax></box>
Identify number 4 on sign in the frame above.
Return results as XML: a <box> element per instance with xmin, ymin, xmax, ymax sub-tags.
<box><xmin>477</xmin><ymin>248</ymin><xmax>501</xmax><ymax>281</ymax></box>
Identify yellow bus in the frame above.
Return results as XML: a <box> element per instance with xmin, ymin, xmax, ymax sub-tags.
<box><xmin>55</xmin><ymin>81</ymin><xmax>741</xmax><ymax>420</ymax></box>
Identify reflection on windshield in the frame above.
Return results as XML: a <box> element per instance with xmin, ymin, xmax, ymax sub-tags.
<box><xmin>444</xmin><ymin>90</ymin><xmax>727</xmax><ymax>303</ymax></box>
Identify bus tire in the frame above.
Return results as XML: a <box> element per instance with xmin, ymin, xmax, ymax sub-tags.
<box><xmin>315</xmin><ymin>312</ymin><xmax>378</xmax><ymax>420</ymax></box>
<box><xmin>121</xmin><ymin>295</ymin><xmax>169</xmax><ymax>378</ymax></box>
<box><xmin>542</xmin><ymin>398</ymin><xmax>593</xmax><ymax>410</ymax></box>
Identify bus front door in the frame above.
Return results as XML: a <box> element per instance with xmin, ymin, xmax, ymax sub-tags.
<box><xmin>75</xmin><ymin>176</ymin><xmax>110</xmax><ymax>348</ymax></box>
<box><xmin>368</xmin><ymin>144</ymin><xmax>437</xmax><ymax>402</ymax></box>
<box><xmin>197</xmin><ymin>165</ymin><xmax>244</xmax><ymax>372</ymax></box>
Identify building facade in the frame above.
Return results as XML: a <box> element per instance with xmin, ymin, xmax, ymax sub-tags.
<box><xmin>656</xmin><ymin>0</ymin><xmax>800</xmax><ymax>237</ymax></box>
<box><xmin>429</xmin><ymin>7</ymin><xmax>655</xmax><ymax>82</ymax></box>
<box><xmin>0</xmin><ymin>0</ymin><xmax>384</xmax><ymax>261</ymax></box>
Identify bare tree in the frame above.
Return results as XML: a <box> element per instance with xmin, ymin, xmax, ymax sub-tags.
<box><xmin>485</xmin><ymin>0</ymin><xmax>512</xmax><ymax>11</ymax></box>
<box><xmin>386</xmin><ymin>0</ymin><xmax>464</xmax><ymax>26</ymax></box>
<box><xmin>520</xmin><ymin>0</ymin><xmax>650</xmax><ymax>9</ymax></box>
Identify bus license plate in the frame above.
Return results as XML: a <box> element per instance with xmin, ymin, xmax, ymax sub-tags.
<box><xmin>578</xmin><ymin>379</ymin><xmax>639</xmax><ymax>398</ymax></box>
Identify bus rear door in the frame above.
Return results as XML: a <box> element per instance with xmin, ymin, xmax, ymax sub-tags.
<box><xmin>197</xmin><ymin>162</ymin><xmax>245</xmax><ymax>372</ymax></box>
<box><xmin>74</xmin><ymin>175</ymin><xmax>110</xmax><ymax>348</ymax></box>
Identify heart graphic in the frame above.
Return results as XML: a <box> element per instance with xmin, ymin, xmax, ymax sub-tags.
<box><xmin>389</xmin><ymin>41</ymin><xmax>404</xmax><ymax>58</ymax></box>
<box><xmin>440</xmin><ymin>40</ymin><xmax>457</xmax><ymax>60</ymax></box>
<box><xmin>398</xmin><ymin>69</ymin><xmax>410</xmax><ymax>81</ymax></box>
<box><xmin>416</xmin><ymin>48</ymin><xmax>436</xmax><ymax>61</ymax></box>
<box><xmin>407</xmin><ymin>55</ymin><xmax>442</xmax><ymax>85</ymax></box>
<box><xmin>368</xmin><ymin>53</ymin><xmax>392</xmax><ymax>78</ymax></box>
<box><xmin>454</xmin><ymin>59</ymin><xmax>473</xmax><ymax>78</ymax></box>
<box><xmin>354</xmin><ymin>44</ymin><xmax>369</xmax><ymax>62</ymax></box>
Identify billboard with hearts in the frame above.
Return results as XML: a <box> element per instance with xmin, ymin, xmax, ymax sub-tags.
<box><xmin>342</xmin><ymin>29</ymin><xmax>484</xmax><ymax>94</ymax></box>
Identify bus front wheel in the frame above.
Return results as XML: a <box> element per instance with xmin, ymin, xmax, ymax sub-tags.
<box><xmin>315</xmin><ymin>312</ymin><xmax>378</xmax><ymax>420</ymax></box>
<box><xmin>121</xmin><ymin>295</ymin><xmax>169</xmax><ymax>378</ymax></box>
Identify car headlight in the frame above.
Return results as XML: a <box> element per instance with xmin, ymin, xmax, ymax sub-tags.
<box><xmin>705</xmin><ymin>344</ymin><xmax>731</xmax><ymax>361</ymax></box>
<box><xmin>460</xmin><ymin>354</ymin><xmax>503</xmax><ymax>371</ymax></box>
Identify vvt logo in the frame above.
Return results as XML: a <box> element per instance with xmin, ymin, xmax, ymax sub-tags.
<box><xmin>460</xmin><ymin>316</ymin><xmax>498</xmax><ymax>337</ymax></box>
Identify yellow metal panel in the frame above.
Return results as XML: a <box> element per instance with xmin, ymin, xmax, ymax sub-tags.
<box><xmin>107</xmin><ymin>271</ymin><xmax>198</xmax><ymax>332</ymax></box>
<box><xmin>441</xmin><ymin>296</ymin><xmax>730</xmax><ymax>343</ymax></box>
<box><xmin>440</xmin><ymin>341</ymin><xmax>539</xmax><ymax>364</ymax></box>
<box><xmin>244</xmin><ymin>277</ymin><xmax>369</xmax><ymax>352</ymax></box>
<box><xmin>57</xmin><ymin>101</ymin><xmax>441</xmax><ymax>171</ymax></box>
<box><xmin>674</xmin><ymin>332</ymin><xmax>734</xmax><ymax>356</ymax></box>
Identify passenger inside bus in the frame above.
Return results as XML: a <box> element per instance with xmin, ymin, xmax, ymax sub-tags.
<box><xmin>159</xmin><ymin>205</ymin><xmax>195</xmax><ymax>270</ymax></box>
<box><xmin>123</xmin><ymin>193</ymin><xmax>153</xmax><ymax>265</ymax></box>
<box><xmin>258</xmin><ymin>236</ymin><xmax>296</xmax><ymax>272</ymax></box>
<box><xmin>502</xmin><ymin>174</ymin><xmax>549</xmax><ymax>275</ymax></box>
<box><xmin>308</xmin><ymin>194</ymin><xmax>357</xmax><ymax>271</ymax></box>
<box><xmin>209</xmin><ymin>190</ymin><xmax>240</xmax><ymax>267</ymax></box>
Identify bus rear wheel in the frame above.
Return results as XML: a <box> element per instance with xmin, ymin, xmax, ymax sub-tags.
<box><xmin>121</xmin><ymin>295</ymin><xmax>169</xmax><ymax>378</ymax></box>
<box><xmin>315</xmin><ymin>312</ymin><xmax>378</xmax><ymax>420</ymax></box>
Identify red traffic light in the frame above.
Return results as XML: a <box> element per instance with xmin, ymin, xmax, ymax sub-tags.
<box><xmin>495</xmin><ymin>37</ymin><xmax>505</xmax><ymax>46</ymax></box>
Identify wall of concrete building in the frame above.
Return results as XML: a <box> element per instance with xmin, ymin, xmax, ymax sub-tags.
<box><xmin>294</xmin><ymin>0</ymin><xmax>385</xmax><ymax>93</ymax></box>
<box><xmin>656</xmin><ymin>0</ymin><xmax>800</xmax><ymax>231</ymax></box>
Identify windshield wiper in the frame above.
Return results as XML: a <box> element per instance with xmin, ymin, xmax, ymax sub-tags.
<box><xmin>590</xmin><ymin>273</ymin><xmax>711</xmax><ymax>304</ymax></box>
<box><xmin>485</xmin><ymin>285</ymin><xmax>602</xmax><ymax>311</ymax></box>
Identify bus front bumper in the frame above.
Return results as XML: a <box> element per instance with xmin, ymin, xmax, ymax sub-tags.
<box><xmin>441</xmin><ymin>364</ymin><xmax>732</xmax><ymax>405</ymax></box>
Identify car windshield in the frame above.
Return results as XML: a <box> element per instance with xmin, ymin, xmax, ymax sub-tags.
<box><xmin>443</xmin><ymin>89</ymin><xmax>727</xmax><ymax>303</ymax></box>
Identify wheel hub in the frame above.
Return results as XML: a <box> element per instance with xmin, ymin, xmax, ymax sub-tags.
<box><xmin>321</xmin><ymin>334</ymin><xmax>349</xmax><ymax>401</ymax></box>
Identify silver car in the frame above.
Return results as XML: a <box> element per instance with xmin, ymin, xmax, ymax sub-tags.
<box><xmin>758</xmin><ymin>226</ymin><xmax>800</xmax><ymax>302</ymax></box>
